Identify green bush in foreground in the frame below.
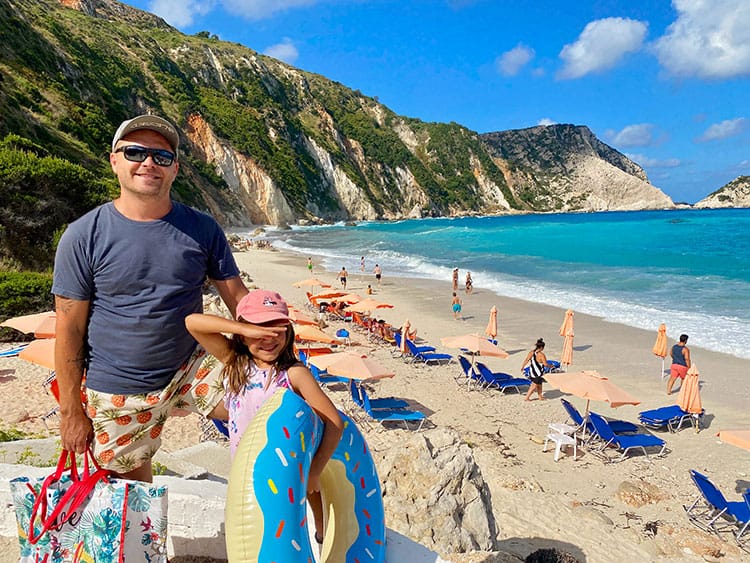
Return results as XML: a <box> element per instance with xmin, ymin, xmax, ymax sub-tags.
<box><xmin>0</xmin><ymin>271</ymin><xmax>53</xmax><ymax>341</ymax></box>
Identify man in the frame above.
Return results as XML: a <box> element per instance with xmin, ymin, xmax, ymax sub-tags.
<box><xmin>666</xmin><ymin>334</ymin><xmax>691</xmax><ymax>395</ymax></box>
<box><xmin>53</xmin><ymin>115</ymin><xmax>281</xmax><ymax>481</ymax></box>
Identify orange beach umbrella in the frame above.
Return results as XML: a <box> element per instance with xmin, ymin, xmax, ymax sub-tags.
<box><xmin>560</xmin><ymin>328</ymin><xmax>574</xmax><ymax>371</ymax></box>
<box><xmin>716</xmin><ymin>430</ymin><xmax>750</xmax><ymax>452</ymax></box>
<box><xmin>1</xmin><ymin>311</ymin><xmax>57</xmax><ymax>339</ymax></box>
<box><xmin>295</xmin><ymin>325</ymin><xmax>342</xmax><ymax>345</ymax></box>
<box><xmin>292</xmin><ymin>278</ymin><xmax>331</xmax><ymax>289</ymax></box>
<box><xmin>288</xmin><ymin>308</ymin><xmax>319</xmax><ymax>326</ymax></box>
<box><xmin>652</xmin><ymin>323</ymin><xmax>668</xmax><ymax>378</ymax></box>
<box><xmin>440</xmin><ymin>333</ymin><xmax>509</xmax><ymax>359</ymax></box>
<box><xmin>309</xmin><ymin>352</ymin><xmax>394</xmax><ymax>382</ymax></box>
<box><xmin>485</xmin><ymin>306</ymin><xmax>498</xmax><ymax>340</ymax></box>
<box><xmin>347</xmin><ymin>298</ymin><xmax>394</xmax><ymax>314</ymax></box>
<box><xmin>677</xmin><ymin>363</ymin><xmax>702</xmax><ymax>415</ymax></box>
<box><xmin>546</xmin><ymin>370</ymin><xmax>640</xmax><ymax>414</ymax></box>
<box><xmin>400</xmin><ymin>319</ymin><xmax>411</xmax><ymax>355</ymax></box>
<box><xmin>18</xmin><ymin>337</ymin><xmax>56</xmax><ymax>370</ymax></box>
<box><xmin>559</xmin><ymin>309</ymin><xmax>574</xmax><ymax>337</ymax></box>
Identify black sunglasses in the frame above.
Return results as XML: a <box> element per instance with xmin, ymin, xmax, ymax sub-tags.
<box><xmin>114</xmin><ymin>145</ymin><xmax>176</xmax><ymax>167</ymax></box>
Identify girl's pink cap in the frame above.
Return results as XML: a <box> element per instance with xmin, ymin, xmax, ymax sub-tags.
<box><xmin>236</xmin><ymin>290</ymin><xmax>290</xmax><ymax>323</ymax></box>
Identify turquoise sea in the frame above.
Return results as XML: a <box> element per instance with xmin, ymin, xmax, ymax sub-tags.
<box><xmin>257</xmin><ymin>209</ymin><xmax>750</xmax><ymax>360</ymax></box>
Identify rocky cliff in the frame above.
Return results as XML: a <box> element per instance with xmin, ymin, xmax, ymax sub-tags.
<box><xmin>481</xmin><ymin>125</ymin><xmax>674</xmax><ymax>211</ymax></box>
<box><xmin>1</xmin><ymin>0</ymin><xmax>676</xmax><ymax>270</ymax></box>
<box><xmin>695</xmin><ymin>176</ymin><xmax>750</xmax><ymax>208</ymax></box>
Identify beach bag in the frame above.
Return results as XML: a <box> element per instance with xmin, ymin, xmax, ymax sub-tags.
<box><xmin>10</xmin><ymin>449</ymin><xmax>168</xmax><ymax>563</ymax></box>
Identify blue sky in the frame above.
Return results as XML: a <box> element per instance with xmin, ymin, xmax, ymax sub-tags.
<box><xmin>122</xmin><ymin>0</ymin><xmax>749</xmax><ymax>204</ymax></box>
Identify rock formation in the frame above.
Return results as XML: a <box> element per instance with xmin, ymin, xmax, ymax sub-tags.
<box><xmin>695</xmin><ymin>176</ymin><xmax>750</xmax><ymax>208</ymax></box>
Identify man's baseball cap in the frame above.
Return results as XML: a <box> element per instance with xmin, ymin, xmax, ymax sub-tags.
<box><xmin>236</xmin><ymin>290</ymin><xmax>291</xmax><ymax>324</ymax></box>
<box><xmin>111</xmin><ymin>115</ymin><xmax>179</xmax><ymax>153</ymax></box>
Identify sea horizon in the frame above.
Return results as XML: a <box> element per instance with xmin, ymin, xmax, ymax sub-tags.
<box><xmin>238</xmin><ymin>207</ymin><xmax>750</xmax><ymax>361</ymax></box>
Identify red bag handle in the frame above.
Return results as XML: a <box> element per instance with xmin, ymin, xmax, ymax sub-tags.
<box><xmin>27</xmin><ymin>449</ymin><xmax>111</xmax><ymax>545</ymax></box>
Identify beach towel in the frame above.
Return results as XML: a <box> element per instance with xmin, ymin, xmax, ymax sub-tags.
<box><xmin>11</xmin><ymin>450</ymin><xmax>168</xmax><ymax>563</ymax></box>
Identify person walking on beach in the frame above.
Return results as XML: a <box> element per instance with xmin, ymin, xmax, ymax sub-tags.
<box><xmin>373</xmin><ymin>264</ymin><xmax>382</xmax><ymax>286</ymax></box>
<box><xmin>465</xmin><ymin>271</ymin><xmax>473</xmax><ymax>295</ymax></box>
<box><xmin>338</xmin><ymin>267</ymin><xmax>348</xmax><ymax>288</ymax></box>
<box><xmin>307</xmin><ymin>257</ymin><xmax>313</xmax><ymax>274</ymax></box>
<box><xmin>451</xmin><ymin>292</ymin><xmax>462</xmax><ymax>320</ymax></box>
<box><xmin>452</xmin><ymin>268</ymin><xmax>459</xmax><ymax>292</ymax></box>
<box><xmin>53</xmin><ymin>114</ymin><xmax>259</xmax><ymax>482</ymax></box>
<box><xmin>360</xmin><ymin>256</ymin><xmax>365</xmax><ymax>274</ymax></box>
<box><xmin>186</xmin><ymin>290</ymin><xmax>343</xmax><ymax>547</ymax></box>
<box><xmin>522</xmin><ymin>338</ymin><xmax>548</xmax><ymax>401</ymax></box>
<box><xmin>667</xmin><ymin>334</ymin><xmax>691</xmax><ymax>395</ymax></box>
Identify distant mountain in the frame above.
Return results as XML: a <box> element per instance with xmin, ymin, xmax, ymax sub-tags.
<box><xmin>1</xmin><ymin>0</ymin><xmax>675</xmax><ymax>269</ymax></box>
<box><xmin>694</xmin><ymin>176</ymin><xmax>750</xmax><ymax>209</ymax></box>
<box><xmin>481</xmin><ymin>125</ymin><xmax>673</xmax><ymax>212</ymax></box>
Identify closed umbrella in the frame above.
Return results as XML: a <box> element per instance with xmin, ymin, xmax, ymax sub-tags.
<box><xmin>716</xmin><ymin>430</ymin><xmax>750</xmax><ymax>452</ymax></box>
<box><xmin>677</xmin><ymin>363</ymin><xmax>702</xmax><ymax>415</ymax></box>
<box><xmin>546</xmin><ymin>370</ymin><xmax>640</xmax><ymax>415</ymax></box>
<box><xmin>560</xmin><ymin>328</ymin><xmax>574</xmax><ymax>371</ymax></box>
<box><xmin>559</xmin><ymin>309</ymin><xmax>574</xmax><ymax>337</ymax></box>
<box><xmin>484</xmin><ymin>306</ymin><xmax>498</xmax><ymax>342</ymax></box>
<box><xmin>400</xmin><ymin>319</ymin><xmax>411</xmax><ymax>355</ymax></box>
<box><xmin>1</xmin><ymin>311</ymin><xmax>56</xmax><ymax>338</ymax></box>
<box><xmin>652</xmin><ymin>323</ymin><xmax>668</xmax><ymax>379</ymax></box>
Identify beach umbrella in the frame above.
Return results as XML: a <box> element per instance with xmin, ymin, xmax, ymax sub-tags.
<box><xmin>716</xmin><ymin>430</ymin><xmax>750</xmax><ymax>452</ymax></box>
<box><xmin>559</xmin><ymin>309</ymin><xmax>574</xmax><ymax>337</ymax></box>
<box><xmin>347</xmin><ymin>298</ymin><xmax>394</xmax><ymax>314</ymax></box>
<box><xmin>400</xmin><ymin>319</ymin><xmax>411</xmax><ymax>355</ymax></box>
<box><xmin>288</xmin><ymin>308</ymin><xmax>318</xmax><ymax>326</ymax></box>
<box><xmin>309</xmin><ymin>352</ymin><xmax>395</xmax><ymax>382</ymax></box>
<box><xmin>677</xmin><ymin>363</ymin><xmax>702</xmax><ymax>415</ymax></box>
<box><xmin>332</xmin><ymin>293</ymin><xmax>362</xmax><ymax>304</ymax></box>
<box><xmin>1</xmin><ymin>311</ymin><xmax>56</xmax><ymax>339</ymax></box>
<box><xmin>652</xmin><ymin>323</ymin><xmax>668</xmax><ymax>379</ymax></box>
<box><xmin>18</xmin><ymin>337</ymin><xmax>56</xmax><ymax>370</ymax></box>
<box><xmin>292</xmin><ymin>278</ymin><xmax>331</xmax><ymax>289</ymax></box>
<box><xmin>484</xmin><ymin>306</ymin><xmax>498</xmax><ymax>341</ymax></box>
<box><xmin>546</xmin><ymin>370</ymin><xmax>640</xmax><ymax>415</ymax></box>
<box><xmin>441</xmin><ymin>333</ymin><xmax>509</xmax><ymax>359</ymax></box>
<box><xmin>560</xmin><ymin>328</ymin><xmax>574</xmax><ymax>371</ymax></box>
<box><xmin>295</xmin><ymin>325</ymin><xmax>342</xmax><ymax>345</ymax></box>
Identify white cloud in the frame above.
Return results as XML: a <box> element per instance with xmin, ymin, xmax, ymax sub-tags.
<box><xmin>558</xmin><ymin>17</ymin><xmax>648</xmax><ymax>79</ymax></box>
<box><xmin>495</xmin><ymin>44</ymin><xmax>535</xmax><ymax>76</ymax></box>
<box><xmin>538</xmin><ymin>118</ymin><xmax>556</xmax><ymax>126</ymax></box>
<box><xmin>149</xmin><ymin>0</ymin><xmax>216</xmax><ymax>27</ymax></box>
<box><xmin>653</xmin><ymin>0</ymin><xmax>750</xmax><ymax>79</ymax></box>
<box><xmin>222</xmin><ymin>0</ymin><xmax>317</xmax><ymax>20</ymax></box>
<box><xmin>606</xmin><ymin>124</ymin><xmax>655</xmax><ymax>147</ymax></box>
<box><xmin>264</xmin><ymin>38</ymin><xmax>299</xmax><ymax>64</ymax></box>
<box><xmin>626</xmin><ymin>153</ymin><xmax>681</xmax><ymax>168</ymax></box>
<box><xmin>697</xmin><ymin>118</ymin><xmax>749</xmax><ymax>142</ymax></box>
<box><xmin>738</xmin><ymin>159</ymin><xmax>750</xmax><ymax>169</ymax></box>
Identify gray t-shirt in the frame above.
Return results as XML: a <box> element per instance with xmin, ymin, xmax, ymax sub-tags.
<box><xmin>52</xmin><ymin>201</ymin><xmax>239</xmax><ymax>394</ymax></box>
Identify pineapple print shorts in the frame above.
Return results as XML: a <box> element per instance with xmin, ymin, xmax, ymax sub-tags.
<box><xmin>86</xmin><ymin>345</ymin><xmax>224</xmax><ymax>473</ymax></box>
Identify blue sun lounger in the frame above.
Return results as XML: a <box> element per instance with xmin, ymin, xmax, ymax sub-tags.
<box><xmin>561</xmin><ymin>398</ymin><xmax>639</xmax><ymax>438</ymax></box>
<box><xmin>638</xmin><ymin>404</ymin><xmax>704</xmax><ymax>432</ymax></box>
<box><xmin>349</xmin><ymin>380</ymin><xmax>409</xmax><ymax>410</ymax></box>
<box><xmin>474</xmin><ymin>362</ymin><xmax>531</xmax><ymax>394</ymax></box>
<box><xmin>405</xmin><ymin>339</ymin><xmax>452</xmax><ymax>365</ymax></box>
<box><xmin>684</xmin><ymin>470</ymin><xmax>750</xmax><ymax>541</ymax></box>
<box><xmin>359</xmin><ymin>386</ymin><xmax>426</xmax><ymax>430</ymax></box>
<box><xmin>0</xmin><ymin>344</ymin><xmax>28</xmax><ymax>358</ymax></box>
<box><xmin>589</xmin><ymin>412</ymin><xmax>666</xmax><ymax>462</ymax></box>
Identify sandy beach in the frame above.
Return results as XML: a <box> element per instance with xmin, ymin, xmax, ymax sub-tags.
<box><xmin>1</xmin><ymin>245</ymin><xmax>749</xmax><ymax>562</ymax></box>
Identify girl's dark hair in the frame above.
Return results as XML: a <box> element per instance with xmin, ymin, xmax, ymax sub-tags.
<box><xmin>222</xmin><ymin>323</ymin><xmax>299</xmax><ymax>395</ymax></box>
<box><xmin>535</xmin><ymin>338</ymin><xmax>545</xmax><ymax>350</ymax></box>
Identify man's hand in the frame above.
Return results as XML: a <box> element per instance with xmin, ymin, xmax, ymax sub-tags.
<box><xmin>60</xmin><ymin>410</ymin><xmax>94</xmax><ymax>453</ymax></box>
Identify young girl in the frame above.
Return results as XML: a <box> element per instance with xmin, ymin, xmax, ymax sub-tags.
<box><xmin>522</xmin><ymin>338</ymin><xmax>548</xmax><ymax>401</ymax></box>
<box><xmin>185</xmin><ymin>289</ymin><xmax>343</xmax><ymax>545</ymax></box>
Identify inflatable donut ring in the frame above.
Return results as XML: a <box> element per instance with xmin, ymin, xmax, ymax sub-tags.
<box><xmin>225</xmin><ymin>388</ymin><xmax>386</xmax><ymax>562</ymax></box>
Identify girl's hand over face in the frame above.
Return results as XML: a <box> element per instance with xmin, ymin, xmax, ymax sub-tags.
<box><xmin>237</xmin><ymin>323</ymin><xmax>288</xmax><ymax>340</ymax></box>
